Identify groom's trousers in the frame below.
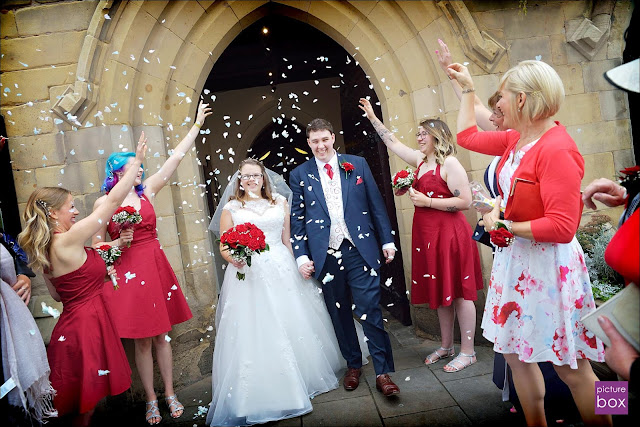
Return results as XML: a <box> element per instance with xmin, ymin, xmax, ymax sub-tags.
<box><xmin>319</xmin><ymin>240</ymin><xmax>395</xmax><ymax>375</ymax></box>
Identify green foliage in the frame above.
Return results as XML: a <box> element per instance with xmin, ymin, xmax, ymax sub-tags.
<box><xmin>576</xmin><ymin>215</ymin><xmax>624</xmax><ymax>301</ymax></box>
<box><xmin>519</xmin><ymin>0</ymin><xmax>528</xmax><ymax>15</ymax></box>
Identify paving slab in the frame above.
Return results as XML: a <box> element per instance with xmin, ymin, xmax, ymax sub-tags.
<box><xmin>384</xmin><ymin>406</ymin><xmax>473</xmax><ymax>427</ymax></box>
<box><xmin>419</xmin><ymin>345</ymin><xmax>495</xmax><ymax>382</ymax></box>
<box><xmin>301</xmin><ymin>395</ymin><xmax>383</xmax><ymax>427</ymax></box>
<box><xmin>365</xmin><ymin>366</ymin><xmax>456</xmax><ymax>418</ymax></box>
<box><xmin>443</xmin><ymin>373</ymin><xmax>516</xmax><ymax>425</ymax></box>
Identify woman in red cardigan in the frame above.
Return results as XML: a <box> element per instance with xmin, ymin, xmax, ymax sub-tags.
<box><xmin>448</xmin><ymin>60</ymin><xmax>611</xmax><ymax>426</ymax></box>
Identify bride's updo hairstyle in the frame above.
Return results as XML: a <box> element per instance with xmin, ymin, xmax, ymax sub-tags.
<box><xmin>18</xmin><ymin>187</ymin><xmax>71</xmax><ymax>271</ymax></box>
<box><xmin>231</xmin><ymin>158</ymin><xmax>276</xmax><ymax>206</ymax></box>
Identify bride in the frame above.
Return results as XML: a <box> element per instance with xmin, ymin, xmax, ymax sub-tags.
<box><xmin>207</xmin><ymin>159</ymin><xmax>368</xmax><ymax>426</ymax></box>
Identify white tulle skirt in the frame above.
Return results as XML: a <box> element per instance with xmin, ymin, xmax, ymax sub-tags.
<box><xmin>206</xmin><ymin>243</ymin><xmax>368</xmax><ymax>426</ymax></box>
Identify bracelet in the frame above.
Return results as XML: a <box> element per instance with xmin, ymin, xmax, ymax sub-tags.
<box><xmin>428</xmin><ymin>197</ymin><xmax>433</xmax><ymax>208</ymax></box>
<box><xmin>194</xmin><ymin>122</ymin><xmax>202</xmax><ymax>128</ymax></box>
<box><xmin>461</xmin><ymin>88</ymin><xmax>475</xmax><ymax>94</ymax></box>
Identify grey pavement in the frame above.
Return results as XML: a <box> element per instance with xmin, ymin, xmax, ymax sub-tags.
<box><xmin>85</xmin><ymin>313</ymin><xmax>633</xmax><ymax>426</ymax></box>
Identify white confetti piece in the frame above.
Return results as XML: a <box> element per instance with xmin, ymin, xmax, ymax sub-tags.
<box><xmin>322</xmin><ymin>273</ymin><xmax>335</xmax><ymax>285</ymax></box>
<box><xmin>171</xmin><ymin>284</ymin><xmax>178</xmax><ymax>290</ymax></box>
<box><xmin>405</xmin><ymin>376</ymin><xmax>411</xmax><ymax>381</ymax></box>
<box><xmin>124</xmin><ymin>271</ymin><xmax>136</xmax><ymax>283</ymax></box>
<box><xmin>360</xmin><ymin>313</ymin><xmax>367</xmax><ymax>321</ymax></box>
<box><xmin>41</xmin><ymin>302</ymin><xmax>60</xmax><ymax>318</ymax></box>
<box><xmin>98</xmin><ymin>369</ymin><xmax>110</xmax><ymax>376</ymax></box>
<box><xmin>335</xmin><ymin>302</ymin><xmax>341</xmax><ymax>308</ymax></box>
<box><xmin>58</xmin><ymin>336</ymin><xmax>66</xmax><ymax>342</ymax></box>
<box><xmin>29</xmin><ymin>329</ymin><xmax>36</xmax><ymax>335</ymax></box>
<box><xmin>165</xmin><ymin>335</ymin><xmax>172</xmax><ymax>342</ymax></box>
<box><xmin>385</xmin><ymin>278</ymin><xmax>393</xmax><ymax>287</ymax></box>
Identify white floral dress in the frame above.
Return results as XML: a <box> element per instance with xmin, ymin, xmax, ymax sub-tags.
<box><xmin>481</xmin><ymin>140</ymin><xmax>605</xmax><ymax>368</ymax></box>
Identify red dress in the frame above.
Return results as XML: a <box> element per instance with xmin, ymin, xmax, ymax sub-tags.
<box><xmin>47</xmin><ymin>248</ymin><xmax>131</xmax><ymax>415</ymax></box>
<box><xmin>410</xmin><ymin>163</ymin><xmax>483</xmax><ymax>308</ymax></box>
<box><xmin>104</xmin><ymin>197</ymin><xmax>192</xmax><ymax>338</ymax></box>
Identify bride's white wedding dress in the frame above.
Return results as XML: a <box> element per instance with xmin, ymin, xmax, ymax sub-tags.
<box><xmin>207</xmin><ymin>195</ymin><xmax>368</xmax><ymax>426</ymax></box>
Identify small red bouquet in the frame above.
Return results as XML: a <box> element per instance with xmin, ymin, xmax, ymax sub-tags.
<box><xmin>111</xmin><ymin>206</ymin><xmax>142</xmax><ymax>247</ymax></box>
<box><xmin>339</xmin><ymin>160</ymin><xmax>355</xmax><ymax>179</ymax></box>
<box><xmin>489</xmin><ymin>222</ymin><xmax>515</xmax><ymax>248</ymax></box>
<box><xmin>391</xmin><ymin>167</ymin><xmax>414</xmax><ymax>196</ymax></box>
<box><xmin>96</xmin><ymin>244</ymin><xmax>122</xmax><ymax>289</ymax></box>
<box><xmin>219</xmin><ymin>222</ymin><xmax>269</xmax><ymax>280</ymax></box>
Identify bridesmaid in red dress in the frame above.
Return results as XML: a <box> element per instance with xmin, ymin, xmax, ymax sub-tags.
<box><xmin>17</xmin><ymin>137</ymin><xmax>147</xmax><ymax>426</ymax></box>
<box><xmin>91</xmin><ymin>101</ymin><xmax>211</xmax><ymax>424</ymax></box>
<box><xmin>359</xmin><ymin>98</ymin><xmax>483</xmax><ymax>372</ymax></box>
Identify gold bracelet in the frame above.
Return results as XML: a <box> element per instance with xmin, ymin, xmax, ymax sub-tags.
<box><xmin>461</xmin><ymin>88</ymin><xmax>475</xmax><ymax>94</ymax></box>
<box><xmin>194</xmin><ymin>122</ymin><xmax>202</xmax><ymax>128</ymax></box>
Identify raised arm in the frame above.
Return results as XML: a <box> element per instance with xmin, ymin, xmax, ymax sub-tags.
<box><xmin>65</xmin><ymin>136</ymin><xmax>147</xmax><ymax>247</ymax></box>
<box><xmin>359</xmin><ymin>98</ymin><xmax>420</xmax><ymax>167</ymax></box>
<box><xmin>436</xmin><ymin>39</ymin><xmax>494</xmax><ymax>131</ymax></box>
<box><xmin>144</xmin><ymin>101</ymin><xmax>212</xmax><ymax>197</ymax></box>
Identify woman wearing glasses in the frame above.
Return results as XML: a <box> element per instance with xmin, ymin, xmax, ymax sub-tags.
<box><xmin>359</xmin><ymin>98</ymin><xmax>483</xmax><ymax>372</ymax></box>
<box><xmin>206</xmin><ymin>158</ymin><xmax>368</xmax><ymax>426</ymax></box>
<box><xmin>92</xmin><ymin>101</ymin><xmax>212</xmax><ymax>424</ymax></box>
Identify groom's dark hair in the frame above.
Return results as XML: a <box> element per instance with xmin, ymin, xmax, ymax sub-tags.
<box><xmin>306</xmin><ymin>118</ymin><xmax>334</xmax><ymax>137</ymax></box>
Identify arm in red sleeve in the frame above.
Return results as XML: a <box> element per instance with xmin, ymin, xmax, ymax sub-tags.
<box><xmin>456</xmin><ymin>126</ymin><xmax>513</xmax><ymax>156</ymax></box>
<box><xmin>530</xmin><ymin>147</ymin><xmax>584</xmax><ymax>243</ymax></box>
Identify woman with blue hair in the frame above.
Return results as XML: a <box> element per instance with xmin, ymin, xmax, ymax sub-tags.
<box><xmin>92</xmin><ymin>101</ymin><xmax>212</xmax><ymax>425</ymax></box>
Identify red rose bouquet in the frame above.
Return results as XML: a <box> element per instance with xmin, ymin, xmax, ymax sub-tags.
<box><xmin>489</xmin><ymin>222</ymin><xmax>515</xmax><ymax>248</ymax></box>
<box><xmin>219</xmin><ymin>222</ymin><xmax>269</xmax><ymax>280</ymax></box>
<box><xmin>391</xmin><ymin>167</ymin><xmax>414</xmax><ymax>196</ymax></box>
<box><xmin>111</xmin><ymin>206</ymin><xmax>143</xmax><ymax>247</ymax></box>
<box><xmin>96</xmin><ymin>244</ymin><xmax>122</xmax><ymax>289</ymax></box>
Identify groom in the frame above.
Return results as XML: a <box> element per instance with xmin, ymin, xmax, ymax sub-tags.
<box><xmin>289</xmin><ymin>118</ymin><xmax>400</xmax><ymax>396</ymax></box>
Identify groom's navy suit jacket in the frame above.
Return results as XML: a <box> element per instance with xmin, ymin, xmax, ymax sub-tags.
<box><xmin>289</xmin><ymin>154</ymin><xmax>395</xmax><ymax>278</ymax></box>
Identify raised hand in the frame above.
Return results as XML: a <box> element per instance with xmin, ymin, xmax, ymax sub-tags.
<box><xmin>447</xmin><ymin>63</ymin><xmax>474</xmax><ymax>90</ymax></box>
<box><xmin>358</xmin><ymin>98</ymin><xmax>377</xmax><ymax>121</ymax></box>
<box><xmin>196</xmin><ymin>101</ymin><xmax>213</xmax><ymax>126</ymax></box>
<box><xmin>135</xmin><ymin>131</ymin><xmax>148</xmax><ymax>163</ymax></box>
<box><xmin>435</xmin><ymin>39</ymin><xmax>453</xmax><ymax>73</ymax></box>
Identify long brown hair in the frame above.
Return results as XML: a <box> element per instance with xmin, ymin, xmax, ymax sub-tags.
<box><xmin>230</xmin><ymin>159</ymin><xmax>276</xmax><ymax>206</ymax></box>
<box><xmin>418</xmin><ymin>118</ymin><xmax>457</xmax><ymax>165</ymax></box>
<box><xmin>18</xmin><ymin>187</ymin><xmax>71</xmax><ymax>271</ymax></box>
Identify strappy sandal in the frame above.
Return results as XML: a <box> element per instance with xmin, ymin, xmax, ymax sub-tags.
<box><xmin>444</xmin><ymin>351</ymin><xmax>477</xmax><ymax>372</ymax></box>
<box><xmin>165</xmin><ymin>394</ymin><xmax>184</xmax><ymax>419</ymax></box>
<box><xmin>145</xmin><ymin>399</ymin><xmax>162</xmax><ymax>425</ymax></box>
<box><xmin>424</xmin><ymin>346</ymin><xmax>455</xmax><ymax>365</ymax></box>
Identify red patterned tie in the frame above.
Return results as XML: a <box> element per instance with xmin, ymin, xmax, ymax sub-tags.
<box><xmin>324</xmin><ymin>163</ymin><xmax>334</xmax><ymax>180</ymax></box>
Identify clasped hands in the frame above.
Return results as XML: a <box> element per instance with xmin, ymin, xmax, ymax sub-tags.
<box><xmin>298</xmin><ymin>247</ymin><xmax>397</xmax><ymax>279</ymax></box>
<box><xmin>478</xmin><ymin>195</ymin><xmax>502</xmax><ymax>231</ymax></box>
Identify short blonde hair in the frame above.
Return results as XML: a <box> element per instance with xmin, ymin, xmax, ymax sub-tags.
<box><xmin>500</xmin><ymin>60</ymin><xmax>564</xmax><ymax>125</ymax></box>
<box><xmin>418</xmin><ymin>119</ymin><xmax>457</xmax><ymax>165</ymax></box>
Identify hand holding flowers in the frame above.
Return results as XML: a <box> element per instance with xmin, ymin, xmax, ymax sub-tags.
<box><xmin>96</xmin><ymin>244</ymin><xmax>122</xmax><ymax>289</ymax></box>
<box><xmin>111</xmin><ymin>206</ymin><xmax>142</xmax><ymax>247</ymax></box>
<box><xmin>219</xmin><ymin>222</ymin><xmax>269</xmax><ymax>280</ymax></box>
<box><xmin>481</xmin><ymin>196</ymin><xmax>515</xmax><ymax>248</ymax></box>
<box><xmin>392</xmin><ymin>167</ymin><xmax>414</xmax><ymax>196</ymax></box>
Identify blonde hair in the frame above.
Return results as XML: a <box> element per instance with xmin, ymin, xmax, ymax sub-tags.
<box><xmin>18</xmin><ymin>187</ymin><xmax>71</xmax><ymax>271</ymax></box>
<box><xmin>231</xmin><ymin>159</ymin><xmax>276</xmax><ymax>206</ymax></box>
<box><xmin>418</xmin><ymin>119</ymin><xmax>457</xmax><ymax>165</ymax></box>
<box><xmin>500</xmin><ymin>60</ymin><xmax>564</xmax><ymax>126</ymax></box>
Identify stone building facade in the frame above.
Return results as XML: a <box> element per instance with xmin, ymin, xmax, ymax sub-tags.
<box><xmin>0</xmin><ymin>0</ymin><xmax>634</xmax><ymax>394</ymax></box>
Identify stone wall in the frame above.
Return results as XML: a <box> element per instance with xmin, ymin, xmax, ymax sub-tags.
<box><xmin>0</xmin><ymin>0</ymin><xmax>634</xmax><ymax>393</ymax></box>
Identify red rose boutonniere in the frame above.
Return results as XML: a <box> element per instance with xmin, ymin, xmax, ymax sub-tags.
<box><xmin>339</xmin><ymin>160</ymin><xmax>355</xmax><ymax>179</ymax></box>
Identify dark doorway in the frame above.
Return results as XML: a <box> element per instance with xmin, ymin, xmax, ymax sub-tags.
<box><xmin>204</xmin><ymin>9</ymin><xmax>411</xmax><ymax>325</ymax></box>
<box><xmin>0</xmin><ymin>114</ymin><xmax>22</xmax><ymax>239</ymax></box>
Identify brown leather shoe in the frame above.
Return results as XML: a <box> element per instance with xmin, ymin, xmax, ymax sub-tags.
<box><xmin>343</xmin><ymin>368</ymin><xmax>361</xmax><ymax>391</ymax></box>
<box><xmin>376</xmin><ymin>374</ymin><xmax>400</xmax><ymax>396</ymax></box>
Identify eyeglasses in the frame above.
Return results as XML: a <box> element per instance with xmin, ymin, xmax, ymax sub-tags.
<box><xmin>415</xmin><ymin>132</ymin><xmax>429</xmax><ymax>138</ymax></box>
<box><xmin>239</xmin><ymin>173</ymin><xmax>263</xmax><ymax>181</ymax></box>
